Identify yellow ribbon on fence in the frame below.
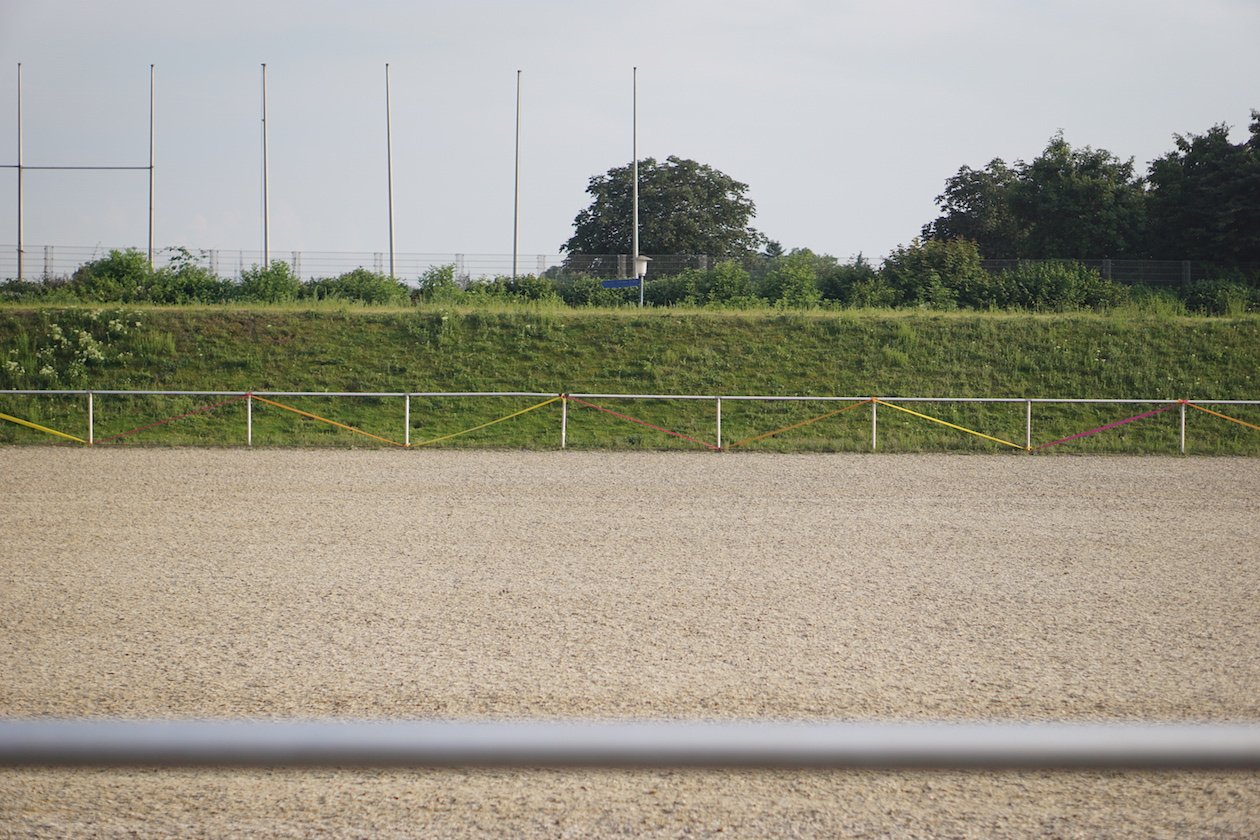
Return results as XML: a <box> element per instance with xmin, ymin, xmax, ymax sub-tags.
<box><xmin>410</xmin><ymin>396</ymin><xmax>562</xmax><ymax>448</ymax></box>
<box><xmin>727</xmin><ymin>399</ymin><xmax>870</xmax><ymax>449</ymax></box>
<box><xmin>1183</xmin><ymin>401</ymin><xmax>1260</xmax><ymax>432</ymax></box>
<box><xmin>0</xmin><ymin>411</ymin><xmax>86</xmax><ymax>444</ymax></box>
<box><xmin>873</xmin><ymin>399</ymin><xmax>1026</xmax><ymax>451</ymax></box>
<box><xmin>248</xmin><ymin>395</ymin><xmax>408</xmax><ymax>448</ymax></box>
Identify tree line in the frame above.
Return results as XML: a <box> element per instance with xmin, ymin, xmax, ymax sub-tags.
<box><xmin>2</xmin><ymin>112</ymin><xmax>1257</xmax><ymax>314</ymax></box>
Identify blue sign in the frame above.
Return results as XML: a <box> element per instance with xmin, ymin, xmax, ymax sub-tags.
<box><xmin>601</xmin><ymin>278</ymin><xmax>641</xmax><ymax>289</ymax></box>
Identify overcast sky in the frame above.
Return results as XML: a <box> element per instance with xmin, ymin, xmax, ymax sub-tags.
<box><xmin>1</xmin><ymin>0</ymin><xmax>1258</xmax><ymax>272</ymax></box>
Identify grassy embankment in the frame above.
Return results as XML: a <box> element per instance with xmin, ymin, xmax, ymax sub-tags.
<box><xmin>1</xmin><ymin>302</ymin><xmax>1257</xmax><ymax>454</ymax></box>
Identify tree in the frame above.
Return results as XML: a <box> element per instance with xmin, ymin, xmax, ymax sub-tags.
<box><xmin>923</xmin><ymin>134</ymin><xmax>1148</xmax><ymax>259</ymax></box>
<box><xmin>1012</xmin><ymin>133</ymin><xmax>1147</xmax><ymax>259</ymax></box>
<box><xmin>1146</xmin><ymin>113</ymin><xmax>1260</xmax><ymax>265</ymax></box>
<box><xmin>562</xmin><ymin>156</ymin><xmax>765</xmax><ymax>271</ymax></box>
<box><xmin>922</xmin><ymin>159</ymin><xmax>1025</xmax><ymax>258</ymax></box>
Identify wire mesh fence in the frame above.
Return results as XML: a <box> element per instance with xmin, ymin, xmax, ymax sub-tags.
<box><xmin>5</xmin><ymin>245</ymin><xmax>1257</xmax><ymax>286</ymax></box>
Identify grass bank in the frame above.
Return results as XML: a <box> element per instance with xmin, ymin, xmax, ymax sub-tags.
<box><xmin>1</xmin><ymin>303</ymin><xmax>1257</xmax><ymax>453</ymax></box>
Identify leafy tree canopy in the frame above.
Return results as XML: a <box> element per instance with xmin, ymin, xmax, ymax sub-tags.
<box><xmin>1146</xmin><ymin>112</ymin><xmax>1260</xmax><ymax>264</ymax></box>
<box><xmin>925</xmin><ymin>133</ymin><xmax>1147</xmax><ymax>259</ymax></box>
<box><xmin>562</xmin><ymin>156</ymin><xmax>766</xmax><ymax>264</ymax></box>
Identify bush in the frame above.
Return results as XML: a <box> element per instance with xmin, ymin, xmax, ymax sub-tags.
<box><xmin>553</xmin><ymin>274</ymin><xmax>629</xmax><ymax>307</ymax></box>
<box><xmin>71</xmin><ymin>249</ymin><xmax>154</xmax><ymax>302</ymax></box>
<box><xmin>305</xmin><ymin>268</ymin><xmax>409</xmax><ymax>305</ymax></box>
<box><xmin>697</xmin><ymin>260</ymin><xmax>755</xmax><ymax>305</ymax></box>
<box><xmin>0</xmin><ymin>277</ymin><xmax>78</xmax><ymax>303</ymax></box>
<box><xmin>413</xmin><ymin>264</ymin><xmax>462</xmax><ymax>303</ymax></box>
<box><xmin>239</xmin><ymin>261</ymin><xmax>301</xmax><ymax>303</ymax></box>
<box><xmin>817</xmin><ymin>255</ymin><xmax>878</xmax><ymax>303</ymax></box>
<box><xmin>994</xmin><ymin>261</ymin><xmax>1129</xmax><ymax>311</ymax></box>
<box><xmin>758</xmin><ymin>249</ymin><xmax>822</xmax><ymax>308</ymax></box>
<box><xmin>146</xmin><ymin>248</ymin><xmax>236</xmax><ymax>304</ymax></box>
<box><xmin>880</xmin><ymin>238</ymin><xmax>987</xmax><ymax>309</ymax></box>
<box><xmin>644</xmin><ymin>269</ymin><xmax>699</xmax><ymax>306</ymax></box>
<box><xmin>1182</xmin><ymin>278</ymin><xmax>1256</xmax><ymax>316</ymax></box>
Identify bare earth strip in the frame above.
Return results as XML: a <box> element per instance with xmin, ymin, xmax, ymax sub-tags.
<box><xmin>1</xmin><ymin>449</ymin><xmax>1258</xmax><ymax>838</ymax></box>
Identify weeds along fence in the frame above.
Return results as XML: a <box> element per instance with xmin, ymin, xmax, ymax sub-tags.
<box><xmin>2</xmin><ymin>390</ymin><xmax>1259</xmax><ymax>454</ymax></box>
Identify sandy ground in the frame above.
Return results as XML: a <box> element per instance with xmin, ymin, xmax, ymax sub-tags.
<box><xmin>1</xmin><ymin>448</ymin><xmax>1258</xmax><ymax>838</ymax></box>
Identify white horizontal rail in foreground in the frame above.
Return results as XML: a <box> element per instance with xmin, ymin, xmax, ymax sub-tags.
<box><xmin>2</xmin><ymin>719</ymin><xmax>1259</xmax><ymax>770</ymax></box>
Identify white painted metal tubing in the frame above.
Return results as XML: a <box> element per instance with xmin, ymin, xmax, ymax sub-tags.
<box><xmin>569</xmin><ymin>393</ymin><xmax>718</xmax><ymax>401</ymax></box>
<box><xmin>409</xmin><ymin>391</ymin><xmax>556</xmax><ymax>398</ymax></box>
<box><xmin>2</xmin><ymin>719</ymin><xmax>1259</xmax><ymax>770</ymax></box>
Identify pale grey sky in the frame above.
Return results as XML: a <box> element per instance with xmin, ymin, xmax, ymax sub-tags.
<box><xmin>1</xmin><ymin>0</ymin><xmax>1258</xmax><ymax>271</ymax></box>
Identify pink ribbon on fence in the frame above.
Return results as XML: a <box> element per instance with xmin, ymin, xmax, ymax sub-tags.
<box><xmin>1034</xmin><ymin>403</ymin><xmax>1178</xmax><ymax>451</ymax></box>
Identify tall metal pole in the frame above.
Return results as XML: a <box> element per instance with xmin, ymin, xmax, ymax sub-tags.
<box><xmin>261</xmin><ymin>64</ymin><xmax>270</xmax><ymax>267</ymax></box>
<box><xmin>147</xmin><ymin>64</ymin><xmax>155</xmax><ymax>269</ymax></box>
<box><xmin>385</xmin><ymin>63</ymin><xmax>396</xmax><ymax>279</ymax></box>
<box><xmin>632</xmin><ymin>66</ymin><xmax>641</xmax><ymax>307</ymax></box>
<box><xmin>16</xmin><ymin>63</ymin><xmax>23</xmax><ymax>281</ymax></box>
<box><xmin>512</xmin><ymin>69</ymin><xmax>521</xmax><ymax>280</ymax></box>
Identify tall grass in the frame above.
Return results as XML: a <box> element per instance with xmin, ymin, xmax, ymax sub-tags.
<box><xmin>1</xmin><ymin>303</ymin><xmax>1257</xmax><ymax>453</ymax></box>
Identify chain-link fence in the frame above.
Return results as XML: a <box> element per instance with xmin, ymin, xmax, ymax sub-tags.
<box><xmin>4</xmin><ymin>245</ymin><xmax>1258</xmax><ymax>287</ymax></box>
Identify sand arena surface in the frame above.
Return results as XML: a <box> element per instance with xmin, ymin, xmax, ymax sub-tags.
<box><xmin>1</xmin><ymin>448</ymin><xmax>1258</xmax><ymax>838</ymax></box>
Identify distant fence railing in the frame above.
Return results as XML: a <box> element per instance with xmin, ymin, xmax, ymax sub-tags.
<box><xmin>0</xmin><ymin>245</ymin><xmax>717</xmax><ymax>283</ymax></box>
<box><xmin>2</xmin><ymin>390</ymin><xmax>1258</xmax><ymax>454</ymax></box>
<box><xmin>979</xmin><ymin>259</ymin><xmax>1260</xmax><ymax>285</ymax></box>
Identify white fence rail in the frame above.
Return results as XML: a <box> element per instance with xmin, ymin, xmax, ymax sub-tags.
<box><xmin>2</xmin><ymin>390</ymin><xmax>1258</xmax><ymax>453</ymax></box>
<box><xmin>3</xmin><ymin>719</ymin><xmax>1259</xmax><ymax>770</ymax></box>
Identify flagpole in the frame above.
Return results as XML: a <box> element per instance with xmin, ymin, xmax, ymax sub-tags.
<box><xmin>261</xmin><ymin>63</ymin><xmax>270</xmax><ymax>266</ymax></box>
<box><xmin>385</xmin><ymin>63</ymin><xmax>396</xmax><ymax>279</ymax></box>
<box><xmin>632</xmin><ymin>67</ymin><xmax>641</xmax><ymax>307</ymax></box>
<box><xmin>512</xmin><ymin>69</ymin><xmax>521</xmax><ymax>280</ymax></box>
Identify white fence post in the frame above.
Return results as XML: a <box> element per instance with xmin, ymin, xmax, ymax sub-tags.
<box><xmin>1180</xmin><ymin>401</ymin><xmax>1186</xmax><ymax>455</ymax></box>
<box><xmin>246</xmin><ymin>394</ymin><xmax>253</xmax><ymax>446</ymax></box>
<box><xmin>716</xmin><ymin>397</ymin><xmax>722</xmax><ymax>450</ymax></box>
<box><xmin>87</xmin><ymin>391</ymin><xmax>94</xmax><ymax>445</ymax></box>
<box><xmin>870</xmin><ymin>399</ymin><xmax>878</xmax><ymax>451</ymax></box>
<box><xmin>560</xmin><ymin>395</ymin><xmax>568</xmax><ymax>449</ymax></box>
<box><xmin>1025</xmin><ymin>400</ymin><xmax>1032</xmax><ymax>451</ymax></box>
<box><xmin>404</xmin><ymin>395</ymin><xmax>411</xmax><ymax>448</ymax></box>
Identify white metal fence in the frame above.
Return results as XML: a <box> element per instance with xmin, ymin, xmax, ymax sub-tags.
<box><xmin>2</xmin><ymin>390</ymin><xmax>1258</xmax><ymax>453</ymax></box>
<box><xmin>3</xmin><ymin>718</ymin><xmax>1259</xmax><ymax>770</ymax></box>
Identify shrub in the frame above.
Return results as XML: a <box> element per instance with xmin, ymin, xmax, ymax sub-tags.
<box><xmin>758</xmin><ymin>249</ymin><xmax>822</xmax><ymax>308</ymax></box>
<box><xmin>881</xmin><ymin>238</ymin><xmax>987</xmax><ymax>309</ymax></box>
<box><xmin>994</xmin><ymin>261</ymin><xmax>1129</xmax><ymax>311</ymax></box>
<box><xmin>413</xmin><ymin>264</ymin><xmax>462</xmax><ymax>303</ymax></box>
<box><xmin>146</xmin><ymin>248</ymin><xmax>236</xmax><ymax>304</ymax></box>
<box><xmin>71</xmin><ymin>249</ymin><xmax>154</xmax><ymax>302</ymax></box>
<box><xmin>239</xmin><ymin>261</ymin><xmax>301</xmax><ymax>303</ymax></box>
<box><xmin>1182</xmin><ymin>278</ymin><xmax>1256</xmax><ymax>316</ymax></box>
<box><xmin>817</xmin><ymin>255</ymin><xmax>878</xmax><ymax>303</ymax></box>
<box><xmin>696</xmin><ymin>260</ymin><xmax>754</xmax><ymax>306</ymax></box>
<box><xmin>553</xmin><ymin>274</ymin><xmax>629</xmax><ymax>307</ymax></box>
<box><xmin>644</xmin><ymin>269</ymin><xmax>699</xmax><ymax>306</ymax></box>
<box><xmin>305</xmin><ymin>268</ymin><xmax>409</xmax><ymax>305</ymax></box>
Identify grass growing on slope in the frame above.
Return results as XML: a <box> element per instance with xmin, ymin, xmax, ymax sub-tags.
<box><xmin>1</xmin><ymin>303</ymin><xmax>1257</xmax><ymax>453</ymax></box>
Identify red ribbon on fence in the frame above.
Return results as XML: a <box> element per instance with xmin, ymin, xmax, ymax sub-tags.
<box><xmin>93</xmin><ymin>395</ymin><xmax>250</xmax><ymax>444</ymax></box>
<box><xmin>566</xmin><ymin>396</ymin><xmax>720</xmax><ymax>451</ymax></box>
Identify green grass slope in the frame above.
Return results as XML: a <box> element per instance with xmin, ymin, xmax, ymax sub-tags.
<box><xmin>1</xmin><ymin>304</ymin><xmax>1257</xmax><ymax>453</ymax></box>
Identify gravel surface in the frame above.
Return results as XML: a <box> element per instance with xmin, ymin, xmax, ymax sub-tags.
<box><xmin>1</xmin><ymin>448</ymin><xmax>1258</xmax><ymax>838</ymax></box>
